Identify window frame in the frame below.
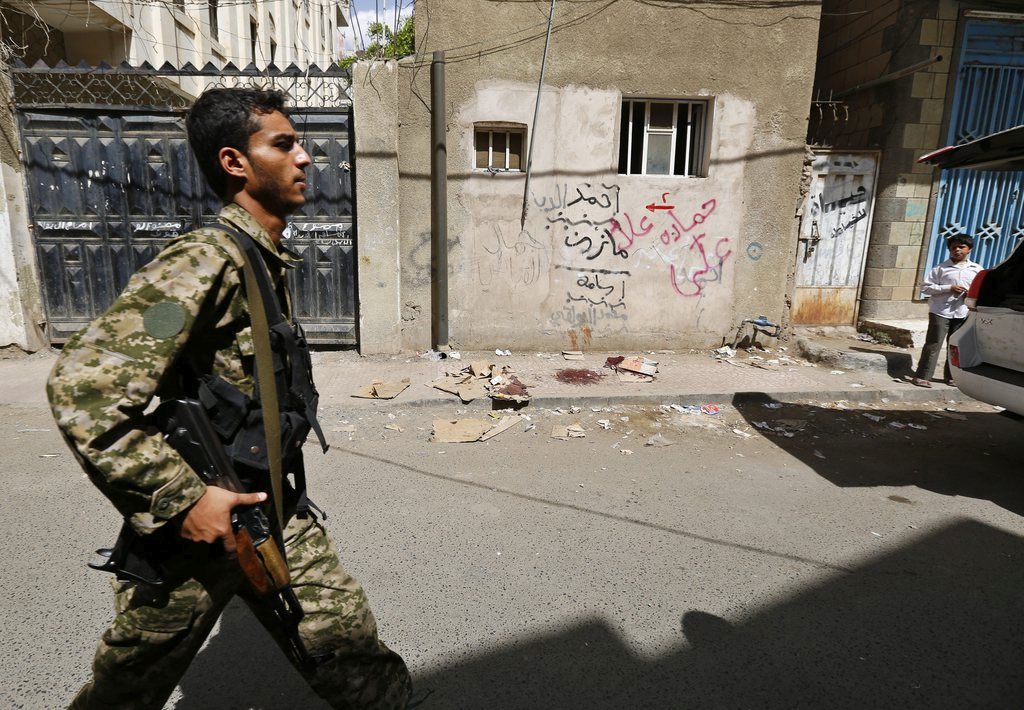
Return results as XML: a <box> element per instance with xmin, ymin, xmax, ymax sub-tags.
<box><xmin>473</xmin><ymin>125</ymin><xmax>526</xmax><ymax>173</ymax></box>
<box><xmin>619</xmin><ymin>98</ymin><xmax>710</xmax><ymax>178</ymax></box>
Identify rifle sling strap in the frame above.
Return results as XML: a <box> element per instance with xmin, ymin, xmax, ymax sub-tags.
<box><xmin>216</xmin><ymin>224</ymin><xmax>286</xmax><ymax>531</ymax></box>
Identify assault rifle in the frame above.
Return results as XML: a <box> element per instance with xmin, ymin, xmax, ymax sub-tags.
<box><xmin>160</xmin><ymin>398</ymin><xmax>315</xmax><ymax>669</ymax></box>
<box><xmin>90</xmin><ymin>398</ymin><xmax>315</xmax><ymax>670</ymax></box>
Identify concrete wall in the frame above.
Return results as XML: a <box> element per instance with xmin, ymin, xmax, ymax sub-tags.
<box><xmin>353</xmin><ymin>61</ymin><xmax>403</xmax><ymax>354</ymax></box>
<box><xmin>812</xmin><ymin>0</ymin><xmax>962</xmax><ymax>321</ymax></box>
<box><xmin>391</xmin><ymin>0</ymin><xmax>821</xmax><ymax>351</ymax></box>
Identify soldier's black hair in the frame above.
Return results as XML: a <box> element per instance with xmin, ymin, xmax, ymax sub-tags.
<box><xmin>186</xmin><ymin>88</ymin><xmax>288</xmax><ymax>198</ymax></box>
<box><xmin>946</xmin><ymin>233</ymin><xmax>974</xmax><ymax>250</ymax></box>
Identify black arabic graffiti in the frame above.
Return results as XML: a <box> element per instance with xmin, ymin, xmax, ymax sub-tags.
<box><xmin>565</xmin><ymin>273</ymin><xmax>626</xmax><ymax>311</ymax></box>
<box><xmin>830</xmin><ymin>208</ymin><xmax>868</xmax><ymax>238</ymax></box>
<box><xmin>819</xmin><ymin>185</ymin><xmax>867</xmax><ymax>213</ymax></box>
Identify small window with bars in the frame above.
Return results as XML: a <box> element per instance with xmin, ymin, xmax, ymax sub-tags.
<box><xmin>618</xmin><ymin>99</ymin><xmax>709</xmax><ymax>177</ymax></box>
<box><xmin>474</xmin><ymin>125</ymin><xmax>525</xmax><ymax>172</ymax></box>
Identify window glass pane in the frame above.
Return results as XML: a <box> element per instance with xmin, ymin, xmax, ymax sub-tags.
<box><xmin>475</xmin><ymin>130</ymin><xmax>490</xmax><ymax>168</ymax></box>
<box><xmin>630</xmin><ymin>102</ymin><xmax>645</xmax><ymax>174</ymax></box>
<box><xmin>508</xmin><ymin>131</ymin><xmax>523</xmax><ymax>170</ymax></box>
<box><xmin>673</xmin><ymin>103</ymin><xmax>689</xmax><ymax>176</ymax></box>
<box><xmin>690</xmin><ymin>103</ymin><xmax>705</xmax><ymax>176</ymax></box>
<box><xmin>645</xmin><ymin>133</ymin><xmax>672</xmax><ymax>175</ymax></box>
<box><xmin>492</xmin><ymin>131</ymin><xmax>507</xmax><ymax>168</ymax></box>
<box><xmin>649</xmin><ymin>102</ymin><xmax>674</xmax><ymax>129</ymax></box>
<box><xmin>618</xmin><ymin>102</ymin><xmax>630</xmax><ymax>174</ymax></box>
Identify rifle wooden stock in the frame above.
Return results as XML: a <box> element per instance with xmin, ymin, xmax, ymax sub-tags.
<box><xmin>234</xmin><ymin>526</ymin><xmax>275</xmax><ymax>596</ymax></box>
<box><xmin>254</xmin><ymin>535</ymin><xmax>292</xmax><ymax>590</ymax></box>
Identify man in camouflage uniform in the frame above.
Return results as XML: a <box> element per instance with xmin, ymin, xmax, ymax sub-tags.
<box><xmin>47</xmin><ymin>88</ymin><xmax>412</xmax><ymax>709</ymax></box>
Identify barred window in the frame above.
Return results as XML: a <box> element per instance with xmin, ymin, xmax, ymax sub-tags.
<box><xmin>474</xmin><ymin>125</ymin><xmax>525</xmax><ymax>172</ymax></box>
<box><xmin>617</xmin><ymin>99</ymin><xmax>709</xmax><ymax>177</ymax></box>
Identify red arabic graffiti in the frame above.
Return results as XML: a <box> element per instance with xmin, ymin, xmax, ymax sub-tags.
<box><xmin>608</xmin><ymin>196</ymin><xmax>732</xmax><ymax>298</ymax></box>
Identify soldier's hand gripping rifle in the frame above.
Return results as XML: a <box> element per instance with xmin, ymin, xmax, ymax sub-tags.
<box><xmin>160</xmin><ymin>398</ymin><xmax>317</xmax><ymax>670</ymax></box>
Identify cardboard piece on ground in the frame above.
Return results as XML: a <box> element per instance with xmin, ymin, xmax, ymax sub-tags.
<box><xmin>479</xmin><ymin>415</ymin><xmax>522</xmax><ymax>442</ymax></box>
<box><xmin>457</xmin><ymin>378</ymin><xmax>491</xmax><ymax>403</ymax></box>
<box><xmin>618</xmin><ymin>356</ymin><xmax>658</xmax><ymax>376</ymax></box>
<box><xmin>618</xmin><ymin>371</ymin><xmax>654</xmax><ymax>383</ymax></box>
<box><xmin>429</xmin><ymin>373</ymin><xmax>470</xmax><ymax>395</ymax></box>
<box><xmin>432</xmin><ymin>419</ymin><xmax>492</xmax><ymax>443</ymax></box>
<box><xmin>562</xmin><ymin>350</ymin><xmax>584</xmax><ymax>361</ymax></box>
<box><xmin>469</xmin><ymin>361</ymin><xmax>493</xmax><ymax>377</ymax></box>
<box><xmin>352</xmin><ymin>378</ymin><xmax>411</xmax><ymax>399</ymax></box>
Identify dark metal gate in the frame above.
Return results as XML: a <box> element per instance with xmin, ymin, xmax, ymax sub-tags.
<box><xmin>13</xmin><ymin>61</ymin><xmax>356</xmax><ymax>345</ymax></box>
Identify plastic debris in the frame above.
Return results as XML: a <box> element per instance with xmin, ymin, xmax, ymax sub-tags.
<box><xmin>888</xmin><ymin>422</ymin><xmax>907</xmax><ymax>430</ymax></box>
<box><xmin>763</xmin><ymin>403</ymin><xmax>783</xmax><ymax>410</ymax></box>
<box><xmin>700</xmin><ymin>404</ymin><xmax>721</xmax><ymax>415</ymax></box>
<box><xmin>714</xmin><ymin>346</ymin><xmax>736</xmax><ymax>358</ymax></box>
<box><xmin>596</xmin><ymin>419</ymin><xmax>611</xmax><ymax>429</ymax></box>
<box><xmin>551</xmin><ymin>424</ymin><xmax>586</xmax><ymax>440</ymax></box>
<box><xmin>813</xmin><ymin>450</ymin><xmax>826</xmax><ymax>460</ymax></box>
<box><xmin>862</xmin><ymin>413</ymin><xmax>884</xmax><ymax>422</ymax></box>
<box><xmin>907</xmin><ymin>423</ymin><xmax>928</xmax><ymax>430</ymax></box>
<box><xmin>620</xmin><ymin>449</ymin><xmax>634</xmax><ymax>455</ymax></box>
<box><xmin>830</xmin><ymin>370</ymin><xmax>845</xmax><ymax>375</ymax></box>
<box><xmin>644</xmin><ymin>433</ymin><xmax>675</xmax><ymax>447</ymax></box>
<box><xmin>419</xmin><ymin>350</ymin><xmax>447</xmax><ymax>361</ymax></box>
<box><xmin>495</xmin><ymin>349</ymin><xmax>511</xmax><ymax>356</ymax></box>
<box><xmin>562</xmin><ymin>350</ymin><xmax>584</xmax><ymax>360</ymax></box>
<box><xmin>732</xmin><ymin>428</ymin><xmax>752</xmax><ymax>438</ymax></box>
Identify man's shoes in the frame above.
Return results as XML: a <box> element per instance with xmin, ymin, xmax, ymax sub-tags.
<box><xmin>910</xmin><ymin>377</ymin><xmax>932</xmax><ymax>388</ymax></box>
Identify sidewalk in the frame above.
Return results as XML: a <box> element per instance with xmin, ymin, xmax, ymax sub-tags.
<box><xmin>0</xmin><ymin>345</ymin><xmax>967</xmax><ymax>410</ymax></box>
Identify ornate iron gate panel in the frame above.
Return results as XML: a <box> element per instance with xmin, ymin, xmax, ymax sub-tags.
<box><xmin>14</xmin><ymin>61</ymin><xmax>356</xmax><ymax>345</ymax></box>
<box><xmin>926</xmin><ymin>21</ymin><xmax>1024</xmax><ymax>273</ymax></box>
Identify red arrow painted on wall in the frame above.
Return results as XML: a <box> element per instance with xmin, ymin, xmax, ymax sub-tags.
<box><xmin>646</xmin><ymin>202</ymin><xmax>675</xmax><ymax>212</ymax></box>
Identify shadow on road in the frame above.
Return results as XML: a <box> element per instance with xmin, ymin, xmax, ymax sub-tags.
<box><xmin>732</xmin><ymin>393</ymin><xmax>1024</xmax><ymax>517</ymax></box>
<box><xmin>176</xmin><ymin>518</ymin><xmax>1024</xmax><ymax>708</ymax></box>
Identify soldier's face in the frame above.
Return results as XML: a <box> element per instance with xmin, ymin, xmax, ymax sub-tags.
<box><xmin>242</xmin><ymin>110</ymin><xmax>312</xmax><ymax>215</ymax></box>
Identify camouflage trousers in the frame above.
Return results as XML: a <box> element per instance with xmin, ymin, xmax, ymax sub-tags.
<box><xmin>70</xmin><ymin>516</ymin><xmax>411</xmax><ymax>709</ymax></box>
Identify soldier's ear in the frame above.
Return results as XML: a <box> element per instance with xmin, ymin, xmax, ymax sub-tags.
<box><xmin>219</xmin><ymin>147</ymin><xmax>248</xmax><ymax>181</ymax></box>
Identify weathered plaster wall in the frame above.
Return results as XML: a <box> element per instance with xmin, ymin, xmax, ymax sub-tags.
<box><xmin>353</xmin><ymin>60</ymin><xmax>403</xmax><ymax>354</ymax></box>
<box><xmin>394</xmin><ymin>0</ymin><xmax>821</xmax><ymax>350</ymax></box>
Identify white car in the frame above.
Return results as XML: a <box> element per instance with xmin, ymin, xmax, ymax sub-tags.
<box><xmin>920</xmin><ymin>125</ymin><xmax>1024</xmax><ymax>415</ymax></box>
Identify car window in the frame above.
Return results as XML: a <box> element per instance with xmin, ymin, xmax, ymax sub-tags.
<box><xmin>979</xmin><ymin>241</ymin><xmax>1024</xmax><ymax>311</ymax></box>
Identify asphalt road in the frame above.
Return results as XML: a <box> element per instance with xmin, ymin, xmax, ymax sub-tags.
<box><xmin>3</xmin><ymin>395</ymin><xmax>1023</xmax><ymax>709</ymax></box>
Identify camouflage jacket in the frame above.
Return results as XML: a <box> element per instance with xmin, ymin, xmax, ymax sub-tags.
<box><xmin>47</xmin><ymin>203</ymin><xmax>300</xmax><ymax>535</ymax></box>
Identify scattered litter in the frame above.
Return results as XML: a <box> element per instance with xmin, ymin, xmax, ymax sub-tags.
<box><xmin>700</xmin><ymin>405</ymin><xmax>721</xmax><ymax>415</ymax></box>
<box><xmin>645</xmin><ymin>433</ymin><xmax>675</xmax><ymax>447</ymax></box>
<box><xmin>457</xmin><ymin>378</ymin><xmax>490</xmax><ymax>403</ymax></box>
<box><xmin>490</xmin><ymin>374</ymin><xmax>531</xmax><ymax>404</ymax></box>
<box><xmin>352</xmin><ymin>378</ymin><xmax>411</xmax><ymax>400</ymax></box>
<box><xmin>596</xmin><ymin>419</ymin><xmax>611</xmax><ymax>429</ymax></box>
<box><xmin>562</xmin><ymin>350</ymin><xmax>585</xmax><ymax>361</ymax></box>
<box><xmin>17</xmin><ymin>428</ymin><xmax>51</xmax><ymax>433</ymax></box>
<box><xmin>620</xmin><ymin>416</ymin><xmax>629</xmax><ymax>422</ymax></box>
<box><xmin>857</xmin><ymin>333</ymin><xmax>877</xmax><ymax>343</ymax></box>
<box><xmin>937</xmin><ymin>411</ymin><xmax>968</xmax><ymax>421</ymax></box>
<box><xmin>495</xmin><ymin>349</ymin><xmax>512</xmax><ymax>357</ymax></box>
<box><xmin>383</xmin><ymin>424</ymin><xmax>403</xmax><ymax>433</ymax></box>
<box><xmin>752</xmin><ymin>419</ymin><xmax>806</xmax><ymax>438</ymax></box>
<box><xmin>813</xmin><ymin>450</ymin><xmax>826</xmax><ymax>460</ymax></box>
<box><xmin>551</xmin><ymin>424</ymin><xmax>586</xmax><ymax>440</ymax></box>
<box><xmin>570</xmin><ymin>406</ymin><xmax>582</xmax><ymax>414</ymax></box>
<box><xmin>469</xmin><ymin>361</ymin><xmax>491</xmax><ymax>377</ymax></box>
<box><xmin>448</xmin><ymin>351</ymin><xmax>462</xmax><ymax>360</ymax></box>
<box><xmin>419</xmin><ymin>349</ymin><xmax>447</xmax><ymax>361</ymax></box>
<box><xmin>907</xmin><ymin>423</ymin><xmax>928</xmax><ymax>430</ymax></box>
<box><xmin>881</xmin><ymin>397</ymin><xmax>890</xmax><ymax>404</ymax></box>
<box><xmin>605</xmin><ymin>355</ymin><xmax>657</xmax><ymax>383</ymax></box>
<box><xmin>668</xmin><ymin>404</ymin><xmax>702</xmax><ymax>415</ymax></box>
<box><xmin>830</xmin><ymin>370</ymin><xmax>845</xmax><ymax>375</ymax></box>
<box><xmin>620</xmin><ymin>449</ymin><xmax>634</xmax><ymax>455</ymax></box>
<box><xmin>862</xmin><ymin>413</ymin><xmax>884</xmax><ymax>422</ymax></box>
<box><xmin>850</xmin><ymin>383</ymin><xmax>865</xmax><ymax>388</ymax></box>
<box><xmin>763</xmin><ymin>403</ymin><xmax>783</xmax><ymax>410</ymax></box>
<box><xmin>870</xmin><ymin>531</ymin><xmax>883</xmax><ymax>538</ymax></box>
<box><xmin>994</xmin><ymin>405</ymin><xmax>1006</xmax><ymax>412</ymax></box>
<box><xmin>489</xmin><ymin>375</ymin><xmax>505</xmax><ymax>386</ymax></box>
<box><xmin>39</xmin><ymin>453</ymin><xmax>59</xmax><ymax>458</ymax></box>
<box><xmin>732</xmin><ymin>428</ymin><xmax>752</xmax><ymax>438</ymax></box>
<box><xmin>888</xmin><ymin>422</ymin><xmax>907</xmax><ymax>430</ymax></box>
<box><xmin>432</xmin><ymin>419</ymin><xmax>492</xmax><ymax>443</ymax></box>
<box><xmin>713</xmin><ymin>346</ymin><xmax>736</xmax><ymax>358</ymax></box>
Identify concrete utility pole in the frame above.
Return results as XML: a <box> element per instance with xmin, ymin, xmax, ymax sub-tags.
<box><xmin>430</xmin><ymin>50</ymin><xmax>449</xmax><ymax>349</ymax></box>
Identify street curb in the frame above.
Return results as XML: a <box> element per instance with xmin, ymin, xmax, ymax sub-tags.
<box><xmin>325</xmin><ymin>385</ymin><xmax>968</xmax><ymax>413</ymax></box>
<box><xmin>795</xmin><ymin>336</ymin><xmax>914</xmax><ymax>376</ymax></box>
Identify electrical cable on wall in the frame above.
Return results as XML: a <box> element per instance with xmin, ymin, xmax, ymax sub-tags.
<box><xmin>520</xmin><ymin>0</ymin><xmax>555</xmax><ymax>230</ymax></box>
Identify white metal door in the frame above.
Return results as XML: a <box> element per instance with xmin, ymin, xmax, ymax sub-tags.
<box><xmin>794</xmin><ymin>151</ymin><xmax>878</xmax><ymax>325</ymax></box>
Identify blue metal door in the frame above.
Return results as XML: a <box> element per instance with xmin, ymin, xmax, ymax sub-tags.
<box><xmin>926</xmin><ymin>21</ymin><xmax>1024</xmax><ymax>272</ymax></box>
